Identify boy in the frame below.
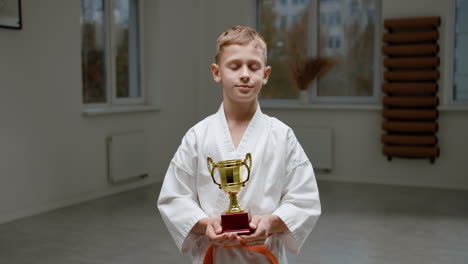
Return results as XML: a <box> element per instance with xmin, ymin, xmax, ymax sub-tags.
<box><xmin>158</xmin><ymin>26</ymin><xmax>321</xmax><ymax>263</ymax></box>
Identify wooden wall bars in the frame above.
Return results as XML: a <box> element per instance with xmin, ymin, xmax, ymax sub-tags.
<box><xmin>381</xmin><ymin>16</ymin><xmax>441</xmax><ymax>163</ymax></box>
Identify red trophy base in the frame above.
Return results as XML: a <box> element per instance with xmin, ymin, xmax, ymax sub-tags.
<box><xmin>221</xmin><ymin>211</ymin><xmax>253</xmax><ymax>235</ymax></box>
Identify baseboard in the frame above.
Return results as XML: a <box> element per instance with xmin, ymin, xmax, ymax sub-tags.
<box><xmin>0</xmin><ymin>177</ymin><xmax>161</xmax><ymax>225</ymax></box>
<box><xmin>315</xmin><ymin>176</ymin><xmax>468</xmax><ymax>191</ymax></box>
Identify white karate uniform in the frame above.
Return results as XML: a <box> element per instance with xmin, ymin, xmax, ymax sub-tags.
<box><xmin>158</xmin><ymin>103</ymin><xmax>321</xmax><ymax>264</ymax></box>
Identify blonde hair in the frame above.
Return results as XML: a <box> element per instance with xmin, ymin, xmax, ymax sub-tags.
<box><xmin>215</xmin><ymin>25</ymin><xmax>267</xmax><ymax>64</ymax></box>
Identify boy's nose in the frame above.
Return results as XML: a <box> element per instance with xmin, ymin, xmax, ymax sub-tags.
<box><xmin>240</xmin><ymin>66</ymin><xmax>250</xmax><ymax>81</ymax></box>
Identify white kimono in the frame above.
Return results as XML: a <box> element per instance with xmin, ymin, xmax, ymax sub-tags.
<box><xmin>158</xmin><ymin>104</ymin><xmax>321</xmax><ymax>264</ymax></box>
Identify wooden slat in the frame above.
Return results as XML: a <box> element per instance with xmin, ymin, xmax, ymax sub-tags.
<box><xmin>383</xmin><ymin>145</ymin><xmax>439</xmax><ymax>158</ymax></box>
<box><xmin>381</xmin><ymin>134</ymin><xmax>437</xmax><ymax>145</ymax></box>
<box><xmin>384</xmin><ymin>57</ymin><xmax>439</xmax><ymax>69</ymax></box>
<box><xmin>384</xmin><ymin>70</ymin><xmax>439</xmax><ymax>81</ymax></box>
<box><xmin>383</xmin><ymin>31</ymin><xmax>439</xmax><ymax>43</ymax></box>
<box><xmin>382</xmin><ymin>96</ymin><xmax>438</xmax><ymax>108</ymax></box>
<box><xmin>382</xmin><ymin>109</ymin><xmax>438</xmax><ymax>120</ymax></box>
<box><xmin>384</xmin><ymin>16</ymin><xmax>441</xmax><ymax>30</ymax></box>
<box><xmin>382</xmin><ymin>83</ymin><xmax>437</xmax><ymax>95</ymax></box>
<box><xmin>382</xmin><ymin>121</ymin><xmax>438</xmax><ymax>133</ymax></box>
<box><xmin>382</xmin><ymin>44</ymin><xmax>438</xmax><ymax>56</ymax></box>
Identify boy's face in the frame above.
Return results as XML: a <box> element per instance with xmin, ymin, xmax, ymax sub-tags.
<box><xmin>211</xmin><ymin>42</ymin><xmax>271</xmax><ymax>105</ymax></box>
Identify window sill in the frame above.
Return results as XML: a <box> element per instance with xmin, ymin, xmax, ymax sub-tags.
<box><xmin>261</xmin><ymin>103</ymin><xmax>468</xmax><ymax>112</ymax></box>
<box><xmin>260</xmin><ymin>102</ymin><xmax>382</xmax><ymax>111</ymax></box>
<box><xmin>438</xmin><ymin>105</ymin><xmax>468</xmax><ymax>111</ymax></box>
<box><xmin>82</xmin><ymin>105</ymin><xmax>160</xmax><ymax>116</ymax></box>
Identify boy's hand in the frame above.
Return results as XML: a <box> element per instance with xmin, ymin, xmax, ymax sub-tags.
<box><xmin>195</xmin><ymin>217</ymin><xmax>241</xmax><ymax>247</ymax></box>
<box><xmin>240</xmin><ymin>215</ymin><xmax>287</xmax><ymax>246</ymax></box>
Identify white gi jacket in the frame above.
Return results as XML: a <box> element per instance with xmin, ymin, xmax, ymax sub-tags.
<box><xmin>158</xmin><ymin>103</ymin><xmax>321</xmax><ymax>264</ymax></box>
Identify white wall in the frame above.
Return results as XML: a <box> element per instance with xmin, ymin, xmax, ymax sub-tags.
<box><xmin>0</xmin><ymin>0</ymin><xmax>466</xmax><ymax>224</ymax></box>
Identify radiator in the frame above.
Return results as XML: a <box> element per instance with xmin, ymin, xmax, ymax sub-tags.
<box><xmin>106</xmin><ymin>130</ymin><xmax>149</xmax><ymax>183</ymax></box>
<box><xmin>294</xmin><ymin>127</ymin><xmax>333</xmax><ymax>172</ymax></box>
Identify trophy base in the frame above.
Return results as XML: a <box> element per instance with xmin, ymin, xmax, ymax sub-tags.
<box><xmin>221</xmin><ymin>211</ymin><xmax>253</xmax><ymax>235</ymax></box>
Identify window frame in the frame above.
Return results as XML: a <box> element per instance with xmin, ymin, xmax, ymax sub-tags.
<box><xmin>256</xmin><ymin>0</ymin><xmax>382</xmax><ymax>105</ymax></box>
<box><xmin>81</xmin><ymin>0</ymin><xmax>146</xmax><ymax>109</ymax></box>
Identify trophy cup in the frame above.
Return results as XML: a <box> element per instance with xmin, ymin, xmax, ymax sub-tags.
<box><xmin>207</xmin><ymin>153</ymin><xmax>253</xmax><ymax>235</ymax></box>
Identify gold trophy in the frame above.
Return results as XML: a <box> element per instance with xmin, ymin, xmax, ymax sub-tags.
<box><xmin>207</xmin><ymin>153</ymin><xmax>253</xmax><ymax>235</ymax></box>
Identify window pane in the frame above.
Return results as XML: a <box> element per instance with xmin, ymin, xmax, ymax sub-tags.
<box><xmin>113</xmin><ymin>0</ymin><xmax>141</xmax><ymax>98</ymax></box>
<box><xmin>258</xmin><ymin>0</ymin><xmax>311</xmax><ymax>99</ymax></box>
<box><xmin>454</xmin><ymin>75</ymin><xmax>468</xmax><ymax>100</ymax></box>
<box><xmin>454</xmin><ymin>0</ymin><xmax>468</xmax><ymax>101</ymax></box>
<box><xmin>457</xmin><ymin>0</ymin><xmax>468</xmax><ymax>33</ymax></box>
<box><xmin>318</xmin><ymin>0</ymin><xmax>376</xmax><ymax>96</ymax></box>
<box><xmin>81</xmin><ymin>0</ymin><xmax>106</xmax><ymax>103</ymax></box>
<box><xmin>455</xmin><ymin>34</ymin><xmax>468</xmax><ymax>75</ymax></box>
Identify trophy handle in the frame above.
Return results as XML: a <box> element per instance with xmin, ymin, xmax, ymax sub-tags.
<box><xmin>207</xmin><ymin>157</ymin><xmax>222</xmax><ymax>189</ymax></box>
<box><xmin>241</xmin><ymin>153</ymin><xmax>252</xmax><ymax>186</ymax></box>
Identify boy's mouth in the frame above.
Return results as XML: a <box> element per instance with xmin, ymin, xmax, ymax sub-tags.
<box><xmin>236</xmin><ymin>84</ymin><xmax>253</xmax><ymax>88</ymax></box>
<box><xmin>235</xmin><ymin>84</ymin><xmax>253</xmax><ymax>93</ymax></box>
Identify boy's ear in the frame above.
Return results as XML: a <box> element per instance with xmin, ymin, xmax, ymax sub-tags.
<box><xmin>262</xmin><ymin>66</ymin><xmax>272</xmax><ymax>85</ymax></box>
<box><xmin>211</xmin><ymin>63</ymin><xmax>221</xmax><ymax>83</ymax></box>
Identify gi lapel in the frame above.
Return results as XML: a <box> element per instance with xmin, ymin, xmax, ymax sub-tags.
<box><xmin>216</xmin><ymin>103</ymin><xmax>263</xmax><ymax>156</ymax></box>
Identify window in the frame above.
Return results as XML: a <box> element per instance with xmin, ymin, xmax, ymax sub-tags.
<box><xmin>257</xmin><ymin>0</ymin><xmax>381</xmax><ymax>103</ymax></box>
<box><xmin>324</xmin><ymin>11</ymin><xmax>341</xmax><ymax>26</ymax></box>
<box><xmin>327</xmin><ymin>35</ymin><xmax>341</xmax><ymax>49</ymax></box>
<box><xmin>280</xmin><ymin>15</ymin><xmax>288</xmax><ymax>29</ymax></box>
<box><xmin>293</xmin><ymin>15</ymin><xmax>301</xmax><ymax>24</ymax></box>
<box><xmin>350</xmin><ymin>0</ymin><xmax>360</xmax><ymax>14</ymax></box>
<box><xmin>453</xmin><ymin>0</ymin><xmax>468</xmax><ymax>102</ymax></box>
<box><xmin>81</xmin><ymin>0</ymin><xmax>143</xmax><ymax>106</ymax></box>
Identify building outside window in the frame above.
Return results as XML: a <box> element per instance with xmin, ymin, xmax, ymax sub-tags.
<box><xmin>81</xmin><ymin>0</ymin><xmax>143</xmax><ymax>106</ymax></box>
<box><xmin>257</xmin><ymin>0</ymin><xmax>380</xmax><ymax>103</ymax></box>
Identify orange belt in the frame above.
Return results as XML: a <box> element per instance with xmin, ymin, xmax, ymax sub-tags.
<box><xmin>203</xmin><ymin>239</ymin><xmax>279</xmax><ymax>264</ymax></box>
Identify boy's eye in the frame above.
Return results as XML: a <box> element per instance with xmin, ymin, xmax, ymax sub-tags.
<box><xmin>250</xmin><ymin>64</ymin><xmax>260</xmax><ymax>71</ymax></box>
<box><xmin>228</xmin><ymin>64</ymin><xmax>239</xmax><ymax>70</ymax></box>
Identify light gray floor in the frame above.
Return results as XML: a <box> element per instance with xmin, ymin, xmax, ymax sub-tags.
<box><xmin>1</xmin><ymin>180</ymin><xmax>467</xmax><ymax>264</ymax></box>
